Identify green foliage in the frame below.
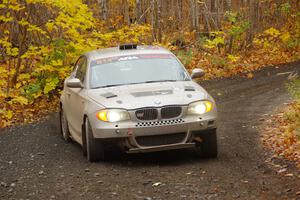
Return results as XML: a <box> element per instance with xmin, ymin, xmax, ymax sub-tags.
<box><xmin>44</xmin><ymin>76</ymin><xmax>59</xmax><ymax>95</ymax></box>
<box><xmin>204</xmin><ymin>31</ymin><xmax>225</xmax><ymax>49</ymax></box>
<box><xmin>225</xmin><ymin>12</ymin><xmax>250</xmax><ymax>52</ymax></box>
<box><xmin>228</xmin><ymin>21</ymin><xmax>250</xmax><ymax>39</ymax></box>
<box><xmin>22</xmin><ymin>83</ymin><xmax>42</xmax><ymax>100</ymax></box>
<box><xmin>203</xmin><ymin>12</ymin><xmax>250</xmax><ymax>55</ymax></box>
<box><xmin>177</xmin><ymin>49</ymin><xmax>193</xmax><ymax>66</ymax></box>
<box><xmin>225</xmin><ymin>12</ymin><xmax>250</xmax><ymax>36</ymax></box>
<box><xmin>288</xmin><ymin>79</ymin><xmax>300</xmax><ymax>101</ymax></box>
<box><xmin>211</xmin><ymin>55</ymin><xmax>227</xmax><ymax>68</ymax></box>
<box><xmin>51</xmin><ymin>39</ymin><xmax>67</xmax><ymax>61</ymax></box>
<box><xmin>226</xmin><ymin>11</ymin><xmax>238</xmax><ymax>23</ymax></box>
<box><xmin>280</xmin><ymin>3</ymin><xmax>291</xmax><ymax>14</ymax></box>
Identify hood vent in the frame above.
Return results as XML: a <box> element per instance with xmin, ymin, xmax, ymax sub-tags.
<box><xmin>184</xmin><ymin>86</ymin><xmax>195</xmax><ymax>91</ymax></box>
<box><xmin>101</xmin><ymin>92</ymin><xmax>117</xmax><ymax>99</ymax></box>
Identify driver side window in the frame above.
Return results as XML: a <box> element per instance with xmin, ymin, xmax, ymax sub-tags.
<box><xmin>75</xmin><ymin>57</ymin><xmax>87</xmax><ymax>83</ymax></box>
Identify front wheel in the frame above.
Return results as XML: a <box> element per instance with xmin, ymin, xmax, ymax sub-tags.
<box><xmin>83</xmin><ymin>118</ymin><xmax>108</xmax><ymax>162</ymax></box>
<box><xmin>59</xmin><ymin>106</ymin><xmax>72</xmax><ymax>142</ymax></box>
<box><xmin>195</xmin><ymin>129</ymin><xmax>218</xmax><ymax>158</ymax></box>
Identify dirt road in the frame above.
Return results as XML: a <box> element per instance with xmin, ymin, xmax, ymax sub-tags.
<box><xmin>1</xmin><ymin>62</ymin><xmax>300</xmax><ymax>200</ymax></box>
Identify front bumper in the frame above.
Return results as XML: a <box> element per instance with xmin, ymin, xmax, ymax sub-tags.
<box><xmin>90</xmin><ymin>114</ymin><xmax>217</xmax><ymax>153</ymax></box>
<box><xmin>92</xmin><ymin>114</ymin><xmax>216</xmax><ymax>138</ymax></box>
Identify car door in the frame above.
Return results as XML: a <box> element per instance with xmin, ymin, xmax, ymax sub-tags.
<box><xmin>64</xmin><ymin>57</ymin><xmax>82</xmax><ymax>117</ymax></box>
<box><xmin>66</xmin><ymin>56</ymin><xmax>88</xmax><ymax>141</ymax></box>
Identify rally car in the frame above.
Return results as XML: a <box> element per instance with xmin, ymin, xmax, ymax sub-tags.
<box><xmin>60</xmin><ymin>44</ymin><xmax>218</xmax><ymax>162</ymax></box>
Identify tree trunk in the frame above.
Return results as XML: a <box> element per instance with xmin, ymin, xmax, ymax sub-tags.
<box><xmin>151</xmin><ymin>0</ymin><xmax>156</xmax><ymax>41</ymax></box>
<box><xmin>176</xmin><ymin>0</ymin><xmax>182</xmax><ymax>30</ymax></box>
<box><xmin>225</xmin><ymin>0</ymin><xmax>231</xmax><ymax>10</ymax></box>
<box><xmin>151</xmin><ymin>0</ymin><xmax>162</xmax><ymax>42</ymax></box>
<box><xmin>99</xmin><ymin>0</ymin><xmax>108</xmax><ymax>20</ymax></box>
<box><xmin>136</xmin><ymin>0</ymin><xmax>142</xmax><ymax>23</ymax></box>
<box><xmin>215</xmin><ymin>0</ymin><xmax>221</xmax><ymax>29</ymax></box>
<box><xmin>122</xmin><ymin>0</ymin><xmax>130</xmax><ymax>25</ymax></box>
<box><xmin>247</xmin><ymin>0</ymin><xmax>259</xmax><ymax>46</ymax></box>
<box><xmin>190</xmin><ymin>0</ymin><xmax>199</xmax><ymax>33</ymax></box>
<box><xmin>157</xmin><ymin>0</ymin><xmax>162</xmax><ymax>42</ymax></box>
<box><xmin>11</xmin><ymin>30</ymin><xmax>27</xmax><ymax>86</ymax></box>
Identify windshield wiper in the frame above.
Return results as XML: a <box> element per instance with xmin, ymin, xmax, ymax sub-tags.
<box><xmin>92</xmin><ymin>80</ymin><xmax>179</xmax><ymax>89</ymax></box>
<box><xmin>144</xmin><ymin>80</ymin><xmax>178</xmax><ymax>83</ymax></box>
<box><xmin>92</xmin><ymin>84</ymin><xmax>126</xmax><ymax>89</ymax></box>
<box><xmin>92</xmin><ymin>82</ymin><xmax>144</xmax><ymax>89</ymax></box>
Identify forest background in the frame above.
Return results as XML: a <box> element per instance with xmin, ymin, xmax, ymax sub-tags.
<box><xmin>0</xmin><ymin>0</ymin><xmax>299</xmax><ymax>128</ymax></box>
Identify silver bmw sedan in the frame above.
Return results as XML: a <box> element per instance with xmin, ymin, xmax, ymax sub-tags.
<box><xmin>60</xmin><ymin>44</ymin><xmax>218</xmax><ymax>162</ymax></box>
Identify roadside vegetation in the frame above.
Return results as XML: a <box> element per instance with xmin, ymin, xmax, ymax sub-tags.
<box><xmin>0</xmin><ymin>0</ymin><xmax>300</xmax><ymax>128</ymax></box>
<box><xmin>263</xmin><ymin>79</ymin><xmax>300</xmax><ymax>168</ymax></box>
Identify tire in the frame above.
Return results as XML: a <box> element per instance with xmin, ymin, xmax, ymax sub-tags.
<box><xmin>82</xmin><ymin>124</ymin><xmax>87</xmax><ymax>156</ymax></box>
<box><xmin>59</xmin><ymin>106</ymin><xmax>72</xmax><ymax>142</ymax></box>
<box><xmin>84</xmin><ymin>118</ymin><xmax>108</xmax><ymax>162</ymax></box>
<box><xmin>195</xmin><ymin>129</ymin><xmax>218</xmax><ymax>158</ymax></box>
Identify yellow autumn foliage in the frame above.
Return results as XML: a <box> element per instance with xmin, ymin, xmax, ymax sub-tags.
<box><xmin>0</xmin><ymin>0</ymin><xmax>299</xmax><ymax>128</ymax></box>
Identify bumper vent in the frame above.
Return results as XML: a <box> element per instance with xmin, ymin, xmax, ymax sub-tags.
<box><xmin>135</xmin><ymin>108</ymin><xmax>158</xmax><ymax>120</ymax></box>
<box><xmin>161</xmin><ymin>106</ymin><xmax>182</xmax><ymax>119</ymax></box>
<box><xmin>135</xmin><ymin>133</ymin><xmax>186</xmax><ymax>147</ymax></box>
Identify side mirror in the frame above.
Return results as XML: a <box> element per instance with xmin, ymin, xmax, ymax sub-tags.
<box><xmin>66</xmin><ymin>78</ymin><xmax>83</xmax><ymax>88</ymax></box>
<box><xmin>191</xmin><ymin>68</ymin><xmax>205</xmax><ymax>79</ymax></box>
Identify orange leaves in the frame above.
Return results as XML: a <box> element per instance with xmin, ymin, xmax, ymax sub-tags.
<box><xmin>246</xmin><ymin>73</ymin><xmax>254</xmax><ymax>79</ymax></box>
<box><xmin>173</xmin><ymin>22</ymin><xmax>299</xmax><ymax>81</ymax></box>
<box><xmin>262</xmin><ymin>102</ymin><xmax>300</xmax><ymax>168</ymax></box>
<box><xmin>0</xmin><ymin>95</ymin><xmax>60</xmax><ymax>129</ymax></box>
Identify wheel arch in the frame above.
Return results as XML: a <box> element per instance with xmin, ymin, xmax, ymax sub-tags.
<box><xmin>82</xmin><ymin>114</ymin><xmax>88</xmax><ymax>135</ymax></box>
<box><xmin>81</xmin><ymin>114</ymin><xmax>88</xmax><ymax>156</ymax></box>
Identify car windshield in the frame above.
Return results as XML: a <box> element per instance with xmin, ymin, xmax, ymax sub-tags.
<box><xmin>89</xmin><ymin>54</ymin><xmax>190</xmax><ymax>89</ymax></box>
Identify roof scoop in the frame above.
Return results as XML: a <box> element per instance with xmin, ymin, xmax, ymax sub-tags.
<box><xmin>119</xmin><ymin>44</ymin><xmax>137</xmax><ymax>50</ymax></box>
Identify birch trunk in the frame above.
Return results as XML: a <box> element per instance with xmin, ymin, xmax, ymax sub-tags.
<box><xmin>98</xmin><ymin>0</ymin><xmax>108</xmax><ymax>20</ymax></box>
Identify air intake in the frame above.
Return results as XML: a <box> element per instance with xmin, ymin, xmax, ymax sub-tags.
<box><xmin>135</xmin><ymin>132</ymin><xmax>186</xmax><ymax>147</ymax></box>
<box><xmin>135</xmin><ymin>108</ymin><xmax>158</xmax><ymax>121</ymax></box>
<box><xmin>161</xmin><ymin>106</ymin><xmax>182</xmax><ymax>119</ymax></box>
<box><xmin>119</xmin><ymin>44</ymin><xmax>137</xmax><ymax>50</ymax></box>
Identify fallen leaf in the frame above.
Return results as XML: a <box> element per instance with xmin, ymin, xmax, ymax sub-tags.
<box><xmin>277</xmin><ymin>168</ymin><xmax>287</xmax><ymax>173</ymax></box>
<box><xmin>152</xmin><ymin>182</ymin><xmax>162</xmax><ymax>187</ymax></box>
<box><xmin>284</xmin><ymin>173</ymin><xmax>293</xmax><ymax>177</ymax></box>
<box><xmin>247</xmin><ymin>73</ymin><xmax>254</xmax><ymax>79</ymax></box>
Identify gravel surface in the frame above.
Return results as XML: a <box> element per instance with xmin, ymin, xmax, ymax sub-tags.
<box><xmin>1</xmin><ymin>62</ymin><xmax>300</xmax><ymax>200</ymax></box>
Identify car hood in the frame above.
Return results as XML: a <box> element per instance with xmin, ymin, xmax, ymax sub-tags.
<box><xmin>87</xmin><ymin>81</ymin><xmax>209</xmax><ymax>110</ymax></box>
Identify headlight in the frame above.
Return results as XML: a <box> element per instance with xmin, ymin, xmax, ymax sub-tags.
<box><xmin>96</xmin><ymin>109</ymin><xmax>130</xmax><ymax>122</ymax></box>
<box><xmin>187</xmin><ymin>101</ymin><xmax>213</xmax><ymax>115</ymax></box>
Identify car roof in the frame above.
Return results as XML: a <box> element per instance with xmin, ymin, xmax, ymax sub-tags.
<box><xmin>83</xmin><ymin>45</ymin><xmax>173</xmax><ymax>61</ymax></box>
